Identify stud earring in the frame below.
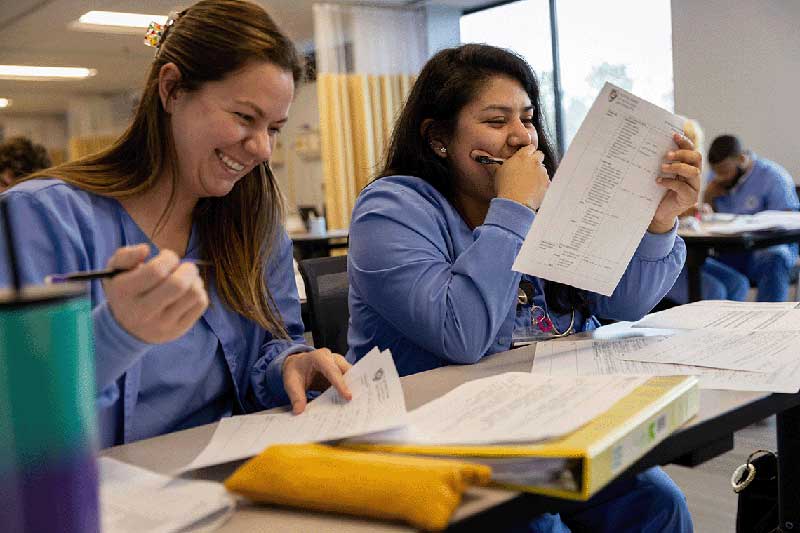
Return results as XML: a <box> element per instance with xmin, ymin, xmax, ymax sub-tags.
<box><xmin>439</xmin><ymin>146</ymin><xmax>447</xmax><ymax>154</ymax></box>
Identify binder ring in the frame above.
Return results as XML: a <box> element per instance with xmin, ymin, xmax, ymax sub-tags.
<box><xmin>731</xmin><ymin>462</ymin><xmax>756</xmax><ymax>493</ymax></box>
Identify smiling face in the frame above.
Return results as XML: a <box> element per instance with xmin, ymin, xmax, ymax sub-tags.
<box><xmin>165</xmin><ymin>60</ymin><xmax>294</xmax><ymax>199</ymax></box>
<box><xmin>440</xmin><ymin>75</ymin><xmax>538</xmax><ymax>204</ymax></box>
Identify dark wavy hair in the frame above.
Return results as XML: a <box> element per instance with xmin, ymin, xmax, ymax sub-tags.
<box><xmin>378</xmin><ymin>43</ymin><xmax>587</xmax><ymax>315</ymax></box>
<box><xmin>0</xmin><ymin>136</ymin><xmax>51</xmax><ymax>182</ymax></box>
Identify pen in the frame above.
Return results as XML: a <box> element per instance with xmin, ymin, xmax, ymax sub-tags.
<box><xmin>44</xmin><ymin>259</ymin><xmax>212</xmax><ymax>284</ymax></box>
<box><xmin>474</xmin><ymin>154</ymin><xmax>504</xmax><ymax>165</ymax></box>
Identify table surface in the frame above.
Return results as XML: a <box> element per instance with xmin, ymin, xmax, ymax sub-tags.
<box><xmin>102</xmin><ymin>324</ymin><xmax>779</xmax><ymax>532</ymax></box>
<box><xmin>289</xmin><ymin>229</ymin><xmax>349</xmax><ymax>242</ymax></box>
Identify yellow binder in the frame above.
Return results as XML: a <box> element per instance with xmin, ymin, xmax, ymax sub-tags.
<box><xmin>343</xmin><ymin>375</ymin><xmax>699</xmax><ymax>501</ymax></box>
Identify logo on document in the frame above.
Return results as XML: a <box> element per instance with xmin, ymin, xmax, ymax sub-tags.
<box><xmin>608</xmin><ymin>89</ymin><xmax>618</xmax><ymax>103</ymax></box>
<box><xmin>373</xmin><ymin>369</ymin><xmax>384</xmax><ymax>381</ymax></box>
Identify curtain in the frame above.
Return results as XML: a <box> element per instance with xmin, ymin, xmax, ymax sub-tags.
<box><xmin>313</xmin><ymin>3</ymin><xmax>425</xmax><ymax>230</ymax></box>
<box><xmin>68</xmin><ymin>134</ymin><xmax>117</xmax><ymax>161</ymax></box>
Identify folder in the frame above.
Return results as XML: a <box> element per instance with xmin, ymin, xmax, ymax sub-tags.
<box><xmin>342</xmin><ymin>375</ymin><xmax>699</xmax><ymax>501</ymax></box>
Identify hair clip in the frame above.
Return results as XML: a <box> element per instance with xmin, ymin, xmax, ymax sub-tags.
<box><xmin>143</xmin><ymin>11</ymin><xmax>182</xmax><ymax>51</ymax></box>
<box><xmin>143</xmin><ymin>21</ymin><xmax>165</xmax><ymax>48</ymax></box>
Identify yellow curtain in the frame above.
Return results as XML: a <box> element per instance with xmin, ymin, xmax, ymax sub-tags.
<box><xmin>68</xmin><ymin>134</ymin><xmax>117</xmax><ymax>161</ymax></box>
<box><xmin>318</xmin><ymin>73</ymin><xmax>415</xmax><ymax>230</ymax></box>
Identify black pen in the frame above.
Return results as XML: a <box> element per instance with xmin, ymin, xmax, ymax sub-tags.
<box><xmin>474</xmin><ymin>154</ymin><xmax>504</xmax><ymax>165</ymax></box>
<box><xmin>44</xmin><ymin>259</ymin><xmax>212</xmax><ymax>284</ymax></box>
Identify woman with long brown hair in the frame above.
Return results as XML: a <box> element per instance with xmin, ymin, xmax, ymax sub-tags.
<box><xmin>0</xmin><ymin>0</ymin><xmax>350</xmax><ymax>447</ymax></box>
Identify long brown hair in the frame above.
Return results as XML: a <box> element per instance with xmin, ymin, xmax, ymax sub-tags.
<box><xmin>26</xmin><ymin>0</ymin><xmax>302</xmax><ymax>336</ymax></box>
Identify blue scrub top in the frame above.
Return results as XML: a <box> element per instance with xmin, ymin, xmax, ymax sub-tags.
<box><xmin>346</xmin><ymin>175</ymin><xmax>685</xmax><ymax>376</ymax></box>
<box><xmin>0</xmin><ymin>179</ymin><xmax>311</xmax><ymax>447</ymax></box>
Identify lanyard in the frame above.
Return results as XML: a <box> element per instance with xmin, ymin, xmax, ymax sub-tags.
<box><xmin>518</xmin><ymin>280</ymin><xmax>575</xmax><ymax>337</ymax></box>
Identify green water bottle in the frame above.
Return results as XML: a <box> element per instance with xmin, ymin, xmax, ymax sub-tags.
<box><xmin>0</xmin><ymin>198</ymin><xmax>99</xmax><ymax>531</ymax></box>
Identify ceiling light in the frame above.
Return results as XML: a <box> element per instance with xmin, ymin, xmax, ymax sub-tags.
<box><xmin>0</xmin><ymin>66</ymin><xmax>97</xmax><ymax>80</ymax></box>
<box><xmin>0</xmin><ymin>98</ymin><xmax>10</xmax><ymax>108</ymax></box>
<box><xmin>73</xmin><ymin>11</ymin><xmax>167</xmax><ymax>32</ymax></box>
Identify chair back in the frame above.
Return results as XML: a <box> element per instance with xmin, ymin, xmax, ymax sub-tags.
<box><xmin>298</xmin><ymin>255</ymin><xmax>350</xmax><ymax>355</ymax></box>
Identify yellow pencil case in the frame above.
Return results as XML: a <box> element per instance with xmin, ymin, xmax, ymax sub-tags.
<box><xmin>224</xmin><ymin>443</ymin><xmax>492</xmax><ymax>531</ymax></box>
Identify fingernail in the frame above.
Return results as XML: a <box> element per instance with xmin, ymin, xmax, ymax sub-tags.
<box><xmin>667</xmin><ymin>151</ymin><xmax>675</xmax><ymax>158</ymax></box>
<box><xmin>661</xmin><ymin>164</ymin><xmax>670</xmax><ymax>170</ymax></box>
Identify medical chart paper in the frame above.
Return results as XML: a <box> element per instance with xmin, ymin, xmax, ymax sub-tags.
<box><xmin>357</xmin><ymin>372</ymin><xmax>646</xmax><ymax>446</ymax></box>
<box><xmin>183</xmin><ymin>347</ymin><xmax>407</xmax><ymax>471</ymax></box>
<box><xmin>532</xmin><ymin>338</ymin><xmax>800</xmax><ymax>393</ymax></box>
<box><xmin>513</xmin><ymin>82</ymin><xmax>685</xmax><ymax>296</ymax></box>
<box><xmin>633</xmin><ymin>300</ymin><xmax>800</xmax><ymax>331</ymax></box>
<box><xmin>617</xmin><ymin>329</ymin><xmax>800</xmax><ymax>372</ymax></box>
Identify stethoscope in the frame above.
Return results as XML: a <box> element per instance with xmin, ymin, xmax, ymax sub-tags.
<box><xmin>517</xmin><ymin>280</ymin><xmax>575</xmax><ymax>338</ymax></box>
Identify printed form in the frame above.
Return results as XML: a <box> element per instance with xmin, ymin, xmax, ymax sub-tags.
<box><xmin>184</xmin><ymin>347</ymin><xmax>407</xmax><ymax>470</ymax></box>
<box><xmin>358</xmin><ymin>372</ymin><xmax>646</xmax><ymax>446</ymax></box>
<box><xmin>532</xmin><ymin>338</ymin><xmax>800</xmax><ymax>393</ymax></box>
<box><xmin>513</xmin><ymin>82</ymin><xmax>685</xmax><ymax>296</ymax></box>
<box><xmin>633</xmin><ymin>301</ymin><xmax>800</xmax><ymax>331</ymax></box>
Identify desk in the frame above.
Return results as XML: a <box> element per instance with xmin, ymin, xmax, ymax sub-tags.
<box><xmin>680</xmin><ymin>227</ymin><xmax>800</xmax><ymax>302</ymax></box>
<box><xmin>102</xmin><ymin>327</ymin><xmax>800</xmax><ymax>531</ymax></box>
<box><xmin>290</xmin><ymin>229</ymin><xmax>349</xmax><ymax>260</ymax></box>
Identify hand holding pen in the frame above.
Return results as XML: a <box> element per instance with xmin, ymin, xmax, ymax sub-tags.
<box><xmin>96</xmin><ymin>244</ymin><xmax>209</xmax><ymax>344</ymax></box>
<box><xmin>472</xmin><ymin>146</ymin><xmax>550</xmax><ymax>210</ymax></box>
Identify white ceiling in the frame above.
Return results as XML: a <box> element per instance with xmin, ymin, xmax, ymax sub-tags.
<box><xmin>0</xmin><ymin>0</ymin><xmax>488</xmax><ymax>115</ymax></box>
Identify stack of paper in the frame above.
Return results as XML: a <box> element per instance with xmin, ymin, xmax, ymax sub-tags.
<box><xmin>530</xmin><ymin>303</ymin><xmax>800</xmax><ymax>393</ymax></box>
<box><xmin>99</xmin><ymin>457</ymin><xmax>234</xmax><ymax>533</ymax></box>
<box><xmin>684</xmin><ymin>211</ymin><xmax>800</xmax><ymax>235</ymax></box>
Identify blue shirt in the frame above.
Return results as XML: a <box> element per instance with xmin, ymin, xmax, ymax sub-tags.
<box><xmin>711</xmin><ymin>153</ymin><xmax>799</xmax><ymax>267</ymax></box>
<box><xmin>347</xmin><ymin>176</ymin><xmax>685</xmax><ymax>376</ymax></box>
<box><xmin>0</xmin><ymin>180</ymin><xmax>311</xmax><ymax>447</ymax></box>
<box><xmin>712</xmin><ymin>153</ymin><xmax>798</xmax><ymax>215</ymax></box>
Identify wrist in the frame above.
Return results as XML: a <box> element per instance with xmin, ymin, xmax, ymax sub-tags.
<box><xmin>648</xmin><ymin>218</ymin><xmax>675</xmax><ymax>234</ymax></box>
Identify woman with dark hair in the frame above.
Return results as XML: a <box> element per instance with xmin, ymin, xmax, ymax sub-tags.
<box><xmin>0</xmin><ymin>0</ymin><xmax>350</xmax><ymax>447</ymax></box>
<box><xmin>347</xmin><ymin>44</ymin><xmax>699</xmax><ymax>531</ymax></box>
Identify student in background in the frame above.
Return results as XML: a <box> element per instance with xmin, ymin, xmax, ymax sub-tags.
<box><xmin>0</xmin><ymin>0</ymin><xmax>350</xmax><ymax>448</ymax></box>
<box><xmin>0</xmin><ymin>136</ymin><xmax>52</xmax><ymax>191</ymax></box>
<box><xmin>703</xmin><ymin>134</ymin><xmax>799</xmax><ymax>301</ymax></box>
<box><xmin>664</xmin><ymin>121</ymin><xmax>750</xmax><ymax>304</ymax></box>
<box><xmin>347</xmin><ymin>44</ymin><xmax>696</xmax><ymax>532</ymax></box>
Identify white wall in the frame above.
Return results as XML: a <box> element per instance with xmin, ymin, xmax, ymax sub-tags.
<box><xmin>272</xmin><ymin>82</ymin><xmax>325</xmax><ymax>213</ymax></box>
<box><xmin>672</xmin><ymin>0</ymin><xmax>800</xmax><ymax>181</ymax></box>
<box><xmin>0</xmin><ymin>113</ymin><xmax>67</xmax><ymax>152</ymax></box>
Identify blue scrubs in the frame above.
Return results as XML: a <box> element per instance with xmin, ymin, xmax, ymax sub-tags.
<box><xmin>347</xmin><ymin>175</ymin><xmax>692</xmax><ymax>532</ymax></box>
<box><xmin>710</xmin><ymin>153</ymin><xmax>799</xmax><ymax>301</ymax></box>
<box><xmin>0</xmin><ymin>179</ymin><xmax>311</xmax><ymax>447</ymax></box>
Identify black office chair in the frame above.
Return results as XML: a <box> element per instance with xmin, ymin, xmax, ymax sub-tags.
<box><xmin>298</xmin><ymin>255</ymin><xmax>350</xmax><ymax>355</ymax></box>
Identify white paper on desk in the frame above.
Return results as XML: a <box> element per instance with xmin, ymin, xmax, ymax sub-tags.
<box><xmin>532</xmin><ymin>338</ymin><xmax>800</xmax><ymax>393</ymax></box>
<box><xmin>690</xmin><ymin>211</ymin><xmax>800</xmax><ymax>235</ymax></box>
<box><xmin>618</xmin><ymin>329</ymin><xmax>800</xmax><ymax>372</ymax></box>
<box><xmin>359</xmin><ymin>372</ymin><xmax>646</xmax><ymax>445</ymax></box>
<box><xmin>184</xmin><ymin>347</ymin><xmax>407</xmax><ymax>470</ymax></box>
<box><xmin>513</xmin><ymin>83</ymin><xmax>685</xmax><ymax>296</ymax></box>
<box><xmin>99</xmin><ymin>457</ymin><xmax>234</xmax><ymax>533</ymax></box>
<box><xmin>633</xmin><ymin>300</ymin><xmax>800</xmax><ymax>331</ymax></box>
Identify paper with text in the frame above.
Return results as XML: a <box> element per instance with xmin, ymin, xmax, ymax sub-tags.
<box><xmin>633</xmin><ymin>301</ymin><xmax>800</xmax><ymax>331</ymax></box>
<box><xmin>359</xmin><ymin>372</ymin><xmax>646</xmax><ymax>445</ymax></box>
<box><xmin>99</xmin><ymin>457</ymin><xmax>234</xmax><ymax>533</ymax></box>
<box><xmin>513</xmin><ymin>82</ymin><xmax>685</xmax><ymax>296</ymax></box>
<box><xmin>617</xmin><ymin>330</ymin><xmax>800</xmax><ymax>372</ymax></box>
<box><xmin>532</xmin><ymin>338</ymin><xmax>800</xmax><ymax>393</ymax></box>
<box><xmin>184</xmin><ymin>347</ymin><xmax>407</xmax><ymax>470</ymax></box>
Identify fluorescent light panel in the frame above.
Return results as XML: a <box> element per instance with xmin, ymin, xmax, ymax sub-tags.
<box><xmin>0</xmin><ymin>98</ymin><xmax>10</xmax><ymax>108</ymax></box>
<box><xmin>0</xmin><ymin>65</ymin><xmax>96</xmax><ymax>80</ymax></box>
<box><xmin>78</xmin><ymin>11</ymin><xmax>167</xmax><ymax>29</ymax></box>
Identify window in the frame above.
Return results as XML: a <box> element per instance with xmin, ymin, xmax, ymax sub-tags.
<box><xmin>460</xmin><ymin>1</ymin><xmax>557</xmax><ymax>142</ymax></box>
<box><xmin>461</xmin><ymin>0</ymin><xmax>674</xmax><ymax>152</ymax></box>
